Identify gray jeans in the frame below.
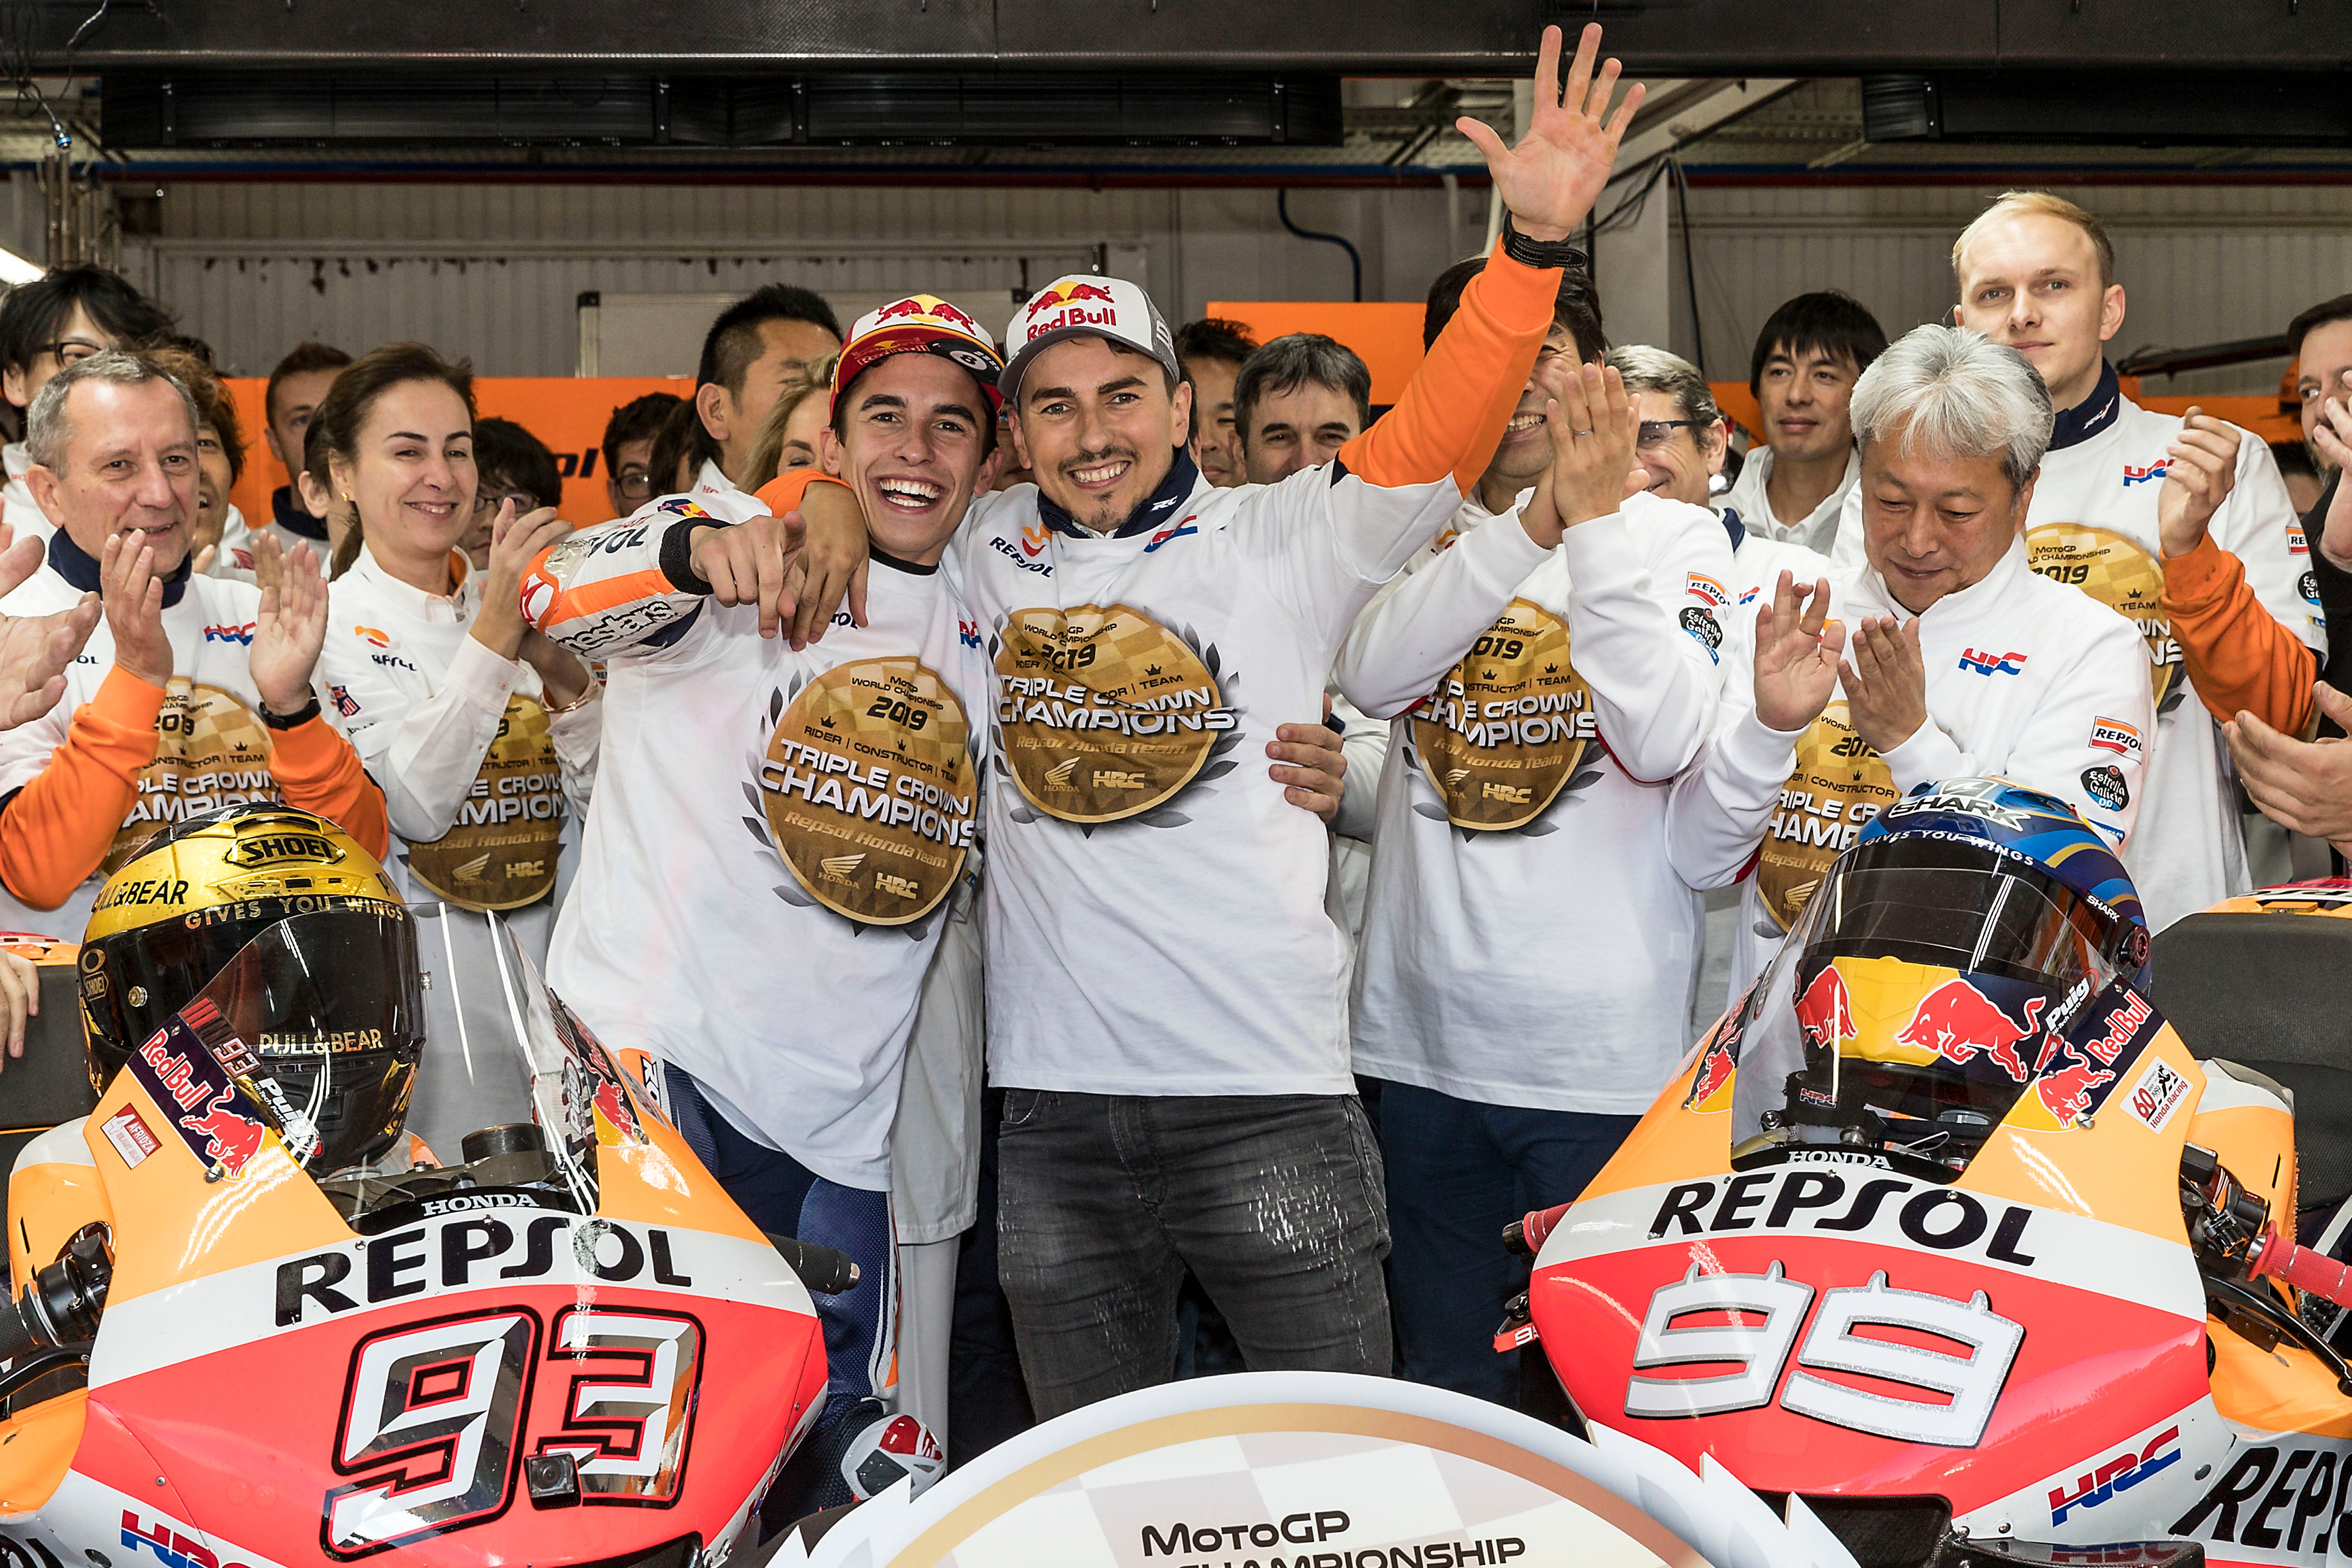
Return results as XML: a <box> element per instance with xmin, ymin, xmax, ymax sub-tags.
<box><xmin>995</xmin><ymin>1090</ymin><xmax>1392</xmax><ymax>1420</ymax></box>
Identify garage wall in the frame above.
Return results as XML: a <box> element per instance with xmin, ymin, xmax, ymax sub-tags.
<box><xmin>115</xmin><ymin>175</ymin><xmax>2352</xmax><ymax>397</ymax></box>
<box><xmin>1669</xmin><ymin>182</ymin><xmax>2352</xmax><ymax>397</ymax></box>
<box><xmin>121</xmin><ymin>181</ymin><xmax>1475</xmax><ymax>377</ymax></box>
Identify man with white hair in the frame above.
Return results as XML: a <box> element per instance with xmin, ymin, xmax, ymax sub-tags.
<box><xmin>1831</xmin><ymin>191</ymin><xmax>2313</xmax><ymax>931</ymax></box>
<box><xmin>1672</xmin><ymin>323</ymin><xmax>2154</xmax><ymax>995</ymax></box>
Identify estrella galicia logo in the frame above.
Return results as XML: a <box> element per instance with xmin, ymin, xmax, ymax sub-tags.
<box><xmin>1143</xmin><ymin>519</ymin><xmax>1199</xmax><ymax>554</ymax></box>
<box><xmin>2303</xmin><ymin>570</ymin><xmax>2321</xmax><ymax>606</ymax></box>
<box><xmin>1678</xmin><ymin>606</ymin><xmax>1722</xmax><ymax>662</ymax></box>
<box><xmin>2080</xmin><ymin>764</ymin><xmax>2129</xmax><ymax>812</ymax></box>
<box><xmin>2121</xmin><ymin>460</ymin><xmax>2170</xmax><ymax>487</ymax></box>
<box><xmin>1958</xmin><ymin>647</ymin><xmax>2029</xmax><ymax>676</ymax></box>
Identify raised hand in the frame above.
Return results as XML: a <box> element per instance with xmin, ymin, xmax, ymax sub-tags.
<box><xmin>1839</xmin><ymin>613</ymin><xmax>1927</xmax><ymax>754</ymax></box>
<box><xmin>1753</xmin><ymin>571</ymin><xmax>1844</xmax><ymax>735</ymax></box>
<box><xmin>1456</xmin><ymin>24</ymin><xmax>1645</xmax><ymax>243</ymax></box>
<box><xmin>473</xmin><ymin>500</ymin><xmax>576</xmax><ymax>659</ymax></box>
<box><xmin>2309</xmin><ymin>388</ymin><xmax>2352</xmax><ymax>570</ymax></box>
<box><xmin>0</xmin><ymin>527</ymin><xmax>96</xmax><ymax>731</ymax></box>
<box><xmin>2225</xmin><ymin>683</ymin><xmax>2352</xmax><ymax>852</ymax></box>
<box><xmin>251</xmin><ymin>542</ymin><xmax>329</xmax><ymax>716</ymax></box>
<box><xmin>2156</xmin><ymin>407</ymin><xmax>2242</xmax><ymax>558</ymax></box>
<box><xmin>102</xmin><ymin>530</ymin><xmax>172</xmax><ymax>689</ymax></box>
<box><xmin>1525</xmin><ymin>361</ymin><xmax>1638</xmax><ymax>550</ymax></box>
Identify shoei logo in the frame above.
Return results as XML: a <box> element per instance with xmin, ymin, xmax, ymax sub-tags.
<box><xmin>2122</xmin><ymin>460</ymin><xmax>2170</xmax><ymax>487</ymax></box>
<box><xmin>1957</xmin><ymin>647</ymin><xmax>2030</xmax><ymax>676</ymax></box>
<box><xmin>225</xmin><ymin>830</ymin><xmax>345</xmax><ymax>869</ymax></box>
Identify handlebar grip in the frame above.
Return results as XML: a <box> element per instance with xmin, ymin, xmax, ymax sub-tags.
<box><xmin>1517</xmin><ymin>1202</ymin><xmax>1572</xmax><ymax>1258</ymax></box>
<box><xmin>766</xmin><ymin>1234</ymin><xmax>861</xmax><ymax>1296</ymax></box>
<box><xmin>2258</xmin><ymin>1230</ymin><xmax>2352</xmax><ymax>1310</ymax></box>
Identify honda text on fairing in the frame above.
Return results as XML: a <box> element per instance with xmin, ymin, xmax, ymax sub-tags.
<box><xmin>1500</xmin><ymin>778</ymin><xmax>2352</xmax><ymax>1568</ymax></box>
<box><xmin>0</xmin><ymin>806</ymin><xmax>835</xmax><ymax>1568</ymax></box>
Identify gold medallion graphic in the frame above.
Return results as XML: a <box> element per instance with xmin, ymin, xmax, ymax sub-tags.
<box><xmin>1411</xmin><ymin>599</ymin><xmax>1594</xmax><ymax>830</ymax></box>
<box><xmin>408</xmin><ymin>695</ymin><xmax>566</xmax><ymax>912</ymax></box>
<box><xmin>107</xmin><ymin>680</ymin><xmax>281</xmax><ymax>873</ymax></box>
<box><xmin>761</xmin><ymin>657</ymin><xmax>974</xmax><ymax>925</ymax></box>
<box><xmin>2026</xmin><ymin>523</ymin><xmax>2177</xmax><ymax>707</ymax></box>
<box><xmin>1755</xmin><ymin>700</ymin><xmax>1900</xmax><ymax>932</ymax></box>
<box><xmin>995</xmin><ymin>603</ymin><xmax>1236</xmax><ymax>823</ymax></box>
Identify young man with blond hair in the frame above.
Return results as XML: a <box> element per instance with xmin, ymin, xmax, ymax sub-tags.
<box><xmin>1830</xmin><ymin>189</ymin><xmax>2315</xmax><ymax>929</ymax></box>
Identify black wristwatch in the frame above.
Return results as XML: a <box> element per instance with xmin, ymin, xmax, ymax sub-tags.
<box><xmin>1501</xmin><ymin>215</ymin><xmax>1589</xmax><ymax>273</ymax></box>
<box><xmin>261</xmin><ymin>694</ymin><xmax>322</xmax><ymax>730</ymax></box>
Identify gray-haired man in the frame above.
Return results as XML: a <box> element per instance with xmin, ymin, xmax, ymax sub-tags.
<box><xmin>1667</xmin><ymin>323</ymin><xmax>2155</xmax><ymax>999</ymax></box>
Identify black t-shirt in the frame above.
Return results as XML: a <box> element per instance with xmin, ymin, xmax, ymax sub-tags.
<box><xmin>2308</xmin><ymin>472</ymin><xmax>2352</xmax><ymax>738</ymax></box>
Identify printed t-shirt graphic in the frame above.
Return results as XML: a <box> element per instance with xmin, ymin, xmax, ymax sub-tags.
<box><xmin>761</xmin><ymin>655</ymin><xmax>975</xmax><ymax>924</ymax></box>
<box><xmin>403</xmin><ymin>694</ymin><xmax>565</xmax><ymax>911</ymax></box>
<box><xmin>2024</xmin><ymin>524</ymin><xmax>2178</xmax><ymax>710</ymax></box>
<box><xmin>1412</xmin><ymin>597</ymin><xmax>1595</xmax><ymax>830</ymax></box>
<box><xmin>994</xmin><ymin>603</ymin><xmax>1236</xmax><ymax>824</ymax></box>
<box><xmin>109</xmin><ymin>678</ymin><xmax>282</xmax><ymax>874</ymax></box>
<box><xmin>1755</xmin><ymin>700</ymin><xmax>1898</xmax><ymax>933</ymax></box>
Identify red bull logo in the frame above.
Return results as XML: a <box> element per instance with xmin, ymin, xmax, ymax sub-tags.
<box><xmin>2033</xmin><ymin>1042</ymin><xmax>2115</xmax><ymax>1127</ymax></box>
<box><xmin>1793</xmin><ymin>967</ymin><xmax>1855</xmax><ymax>1052</ymax></box>
<box><xmin>870</xmin><ymin>297</ymin><xmax>931</xmax><ymax>324</ymax></box>
<box><xmin>1896</xmin><ymin>978</ymin><xmax>2046</xmax><ymax>1083</ymax></box>
<box><xmin>1022</xmin><ymin>280</ymin><xmax>1122</xmax><ymax>342</ymax></box>
<box><xmin>1683</xmin><ymin>1041</ymin><xmax>1736</xmax><ymax>1111</ymax></box>
<box><xmin>591</xmin><ymin>1075</ymin><xmax>645</xmax><ymax>1144</ymax></box>
<box><xmin>869</xmin><ymin>296</ymin><xmax>987</xmax><ymax>341</ymax></box>
<box><xmin>180</xmin><ymin>1086</ymin><xmax>266</xmax><ymax>1175</ymax></box>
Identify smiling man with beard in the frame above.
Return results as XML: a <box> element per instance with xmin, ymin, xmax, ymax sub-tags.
<box><xmin>775</xmin><ymin>25</ymin><xmax>1645</xmax><ymax>1418</ymax></box>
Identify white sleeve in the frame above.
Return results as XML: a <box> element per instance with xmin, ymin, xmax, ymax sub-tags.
<box><xmin>322</xmin><ymin>632</ymin><xmax>518</xmax><ymax>845</ymax></box>
<box><xmin>1245</xmin><ymin>463</ymin><xmax>1470</xmax><ymax>654</ymax></box>
<box><xmin>1331</xmin><ymin>516</ymin><xmax>1554</xmax><ymax>718</ymax></box>
<box><xmin>1562</xmin><ymin>507</ymin><xmax>1730</xmax><ymax>784</ymax></box>
<box><xmin>1666</xmin><ymin>698</ymin><xmax>1806</xmax><ymax>892</ymax></box>
<box><xmin>2213</xmin><ymin>430</ymin><xmax>2328</xmax><ymax>653</ymax></box>
<box><xmin>1328</xmin><ymin>692</ymin><xmax>1387</xmax><ymax>843</ymax></box>
<box><xmin>548</xmin><ymin>689</ymin><xmax>600</xmax><ymax>815</ymax></box>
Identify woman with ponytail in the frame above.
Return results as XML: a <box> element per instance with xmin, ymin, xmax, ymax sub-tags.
<box><xmin>313</xmin><ymin>342</ymin><xmax>600</xmax><ymax>1164</ymax></box>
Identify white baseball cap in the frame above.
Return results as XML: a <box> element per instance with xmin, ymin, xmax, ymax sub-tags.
<box><xmin>998</xmin><ymin>275</ymin><xmax>1182</xmax><ymax>408</ymax></box>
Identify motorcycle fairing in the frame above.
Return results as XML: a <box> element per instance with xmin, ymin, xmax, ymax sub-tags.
<box><xmin>1531</xmin><ymin>1020</ymin><xmax>2226</xmax><ymax>1542</ymax></box>
<box><xmin>0</xmin><ymin>920</ymin><xmax>830</xmax><ymax>1568</ymax></box>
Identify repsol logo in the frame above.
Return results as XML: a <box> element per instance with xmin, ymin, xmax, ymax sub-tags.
<box><xmin>989</xmin><ymin>534</ymin><xmax>1053</xmax><ymax>574</ymax></box>
<box><xmin>2175</xmin><ymin>1442</ymin><xmax>2352</xmax><ymax>1555</ymax></box>
<box><xmin>1648</xmin><ymin>1169</ymin><xmax>2039</xmax><ymax>1265</ymax></box>
<box><xmin>273</xmin><ymin>1215</ymin><xmax>691</xmax><ymax>1325</ymax></box>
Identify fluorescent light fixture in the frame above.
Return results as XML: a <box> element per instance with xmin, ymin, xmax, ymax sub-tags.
<box><xmin>0</xmin><ymin>247</ymin><xmax>42</xmax><ymax>286</ymax></box>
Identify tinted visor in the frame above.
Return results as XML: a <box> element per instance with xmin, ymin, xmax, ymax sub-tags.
<box><xmin>1796</xmin><ymin>835</ymin><xmax>2120</xmax><ymax>995</ymax></box>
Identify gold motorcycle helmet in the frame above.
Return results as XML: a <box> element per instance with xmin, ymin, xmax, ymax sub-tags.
<box><xmin>80</xmin><ymin>804</ymin><xmax>425</xmax><ymax>1175</ymax></box>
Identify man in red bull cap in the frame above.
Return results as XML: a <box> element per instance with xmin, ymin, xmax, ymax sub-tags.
<box><xmin>773</xmin><ymin>24</ymin><xmax>1646</xmax><ymax>1420</ymax></box>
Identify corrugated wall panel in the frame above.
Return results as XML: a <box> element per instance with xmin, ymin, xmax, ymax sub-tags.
<box><xmin>1674</xmin><ymin>182</ymin><xmax>2352</xmax><ymax>395</ymax></box>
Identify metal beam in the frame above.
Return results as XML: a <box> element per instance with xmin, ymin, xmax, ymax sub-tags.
<box><xmin>12</xmin><ymin>0</ymin><xmax>2350</xmax><ymax>77</ymax></box>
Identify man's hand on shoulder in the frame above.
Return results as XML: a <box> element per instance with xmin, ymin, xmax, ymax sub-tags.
<box><xmin>1455</xmin><ymin>24</ymin><xmax>1642</xmax><ymax>243</ymax></box>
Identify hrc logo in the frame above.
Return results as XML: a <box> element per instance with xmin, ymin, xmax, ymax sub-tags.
<box><xmin>2121</xmin><ymin>460</ymin><xmax>2171</xmax><ymax>487</ymax></box>
<box><xmin>1957</xmin><ymin>647</ymin><xmax>2029</xmax><ymax>676</ymax></box>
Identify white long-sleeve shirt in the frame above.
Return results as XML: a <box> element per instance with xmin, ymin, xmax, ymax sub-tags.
<box><xmin>318</xmin><ymin>544</ymin><xmax>601</xmax><ymax>1163</ymax></box>
<box><xmin>1719</xmin><ymin>445</ymin><xmax>1859</xmax><ymax>556</ymax></box>
<box><xmin>530</xmin><ymin>488</ymin><xmax>993</xmax><ymax>1191</ymax></box>
<box><xmin>1334</xmin><ymin>490</ymin><xmax>1732</xmax><ymax>1112</ymax></box>
<box><xmin>1828</xmin><ymin>385</ymin><xmax>2318</xmax><ymax>929</ymax></box>
<box><xmin>1672</xmin><ymin>536</ymin><xmax>2156</xmax><ymax>999</ymax></box>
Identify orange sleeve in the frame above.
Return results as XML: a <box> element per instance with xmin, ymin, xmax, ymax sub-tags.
<box><xmin>753</xmin><ymin>469</ymin><xmax>853</xmax><ymax>519</ymax></box>
<box><xmin>1337</xmin><ymin>234</ymin><xmax>1562</xmax><ymax>494</ymax></box>
<box><xmin>0</xmin><ymin>667</ymin><xmax>163</xmax><ymax>910</ymax></box>
<box><xmin>2162</xmin><ymin>533</ymin><xmax>2317</xmax><ymax>734</ymax></box>
<box><xmin>269</xmin><ymin>714</ymin><xmax>390</xmax><ymax>860</ymax></box>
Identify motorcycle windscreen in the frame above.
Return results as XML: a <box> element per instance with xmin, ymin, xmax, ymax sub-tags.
<box><xmin>1730</xmin><ymin>836</ymin><xmax>2127</xmax><ymax>1159</ymax></box>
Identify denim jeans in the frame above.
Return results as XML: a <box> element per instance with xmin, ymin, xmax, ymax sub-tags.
<box><xmin>1375</xmin><ymin>1078</ymin><xmax>1638</xmax><ymax>1406</ymax></box>
<box><xmin>995</xmin><ymin>1090</ymin><xmax>1392</xmax><ymax>1420</ymax></box>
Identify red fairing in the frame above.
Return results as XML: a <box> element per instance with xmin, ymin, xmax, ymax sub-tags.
<box><xmin>86</xmin><ymin>1286</ymin><xmax>825</xmax><ymax>1565</ymax></box>
<box><xmin>1533</xmin><ymin>1234</ymin><xmax>2207</xmax><ymax>1513</ymax></box>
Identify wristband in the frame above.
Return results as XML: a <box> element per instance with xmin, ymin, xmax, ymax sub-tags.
<box><xmin>260</xmin><ymin>694</ymin><xmax>322</xmax><ymax>731</ymax></box>
<box><xmin>1501</xmin><ymin>215</ymin><xmax>1589</xmax><ymax>273</ymax></box>
<box><xmin>542</xmin><ymin>677</ymin><xmax>599</xmax><ymax>717</ymax></box>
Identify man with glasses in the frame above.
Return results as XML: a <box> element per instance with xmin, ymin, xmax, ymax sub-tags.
<box><xmin>467</xmin><ymin>416</ymin><xmax>563</xmax><ymax>570</ymax></box>
<box><xmin>1608</xmin><ymin>344</ymin><xmax>1730</xmax><ymax>510</ymax></box>
<box><xmin>600</xmin><ymin>391</ymin><xmax>683</xmax><ymax>520</ymax></box>
<box><xmin>0</xmin><ymin>266</ymin><xmax>176</xmax><ymax>546</ymax></box>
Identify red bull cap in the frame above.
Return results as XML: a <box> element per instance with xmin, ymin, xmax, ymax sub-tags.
<box><xmin>832</xmin><ymin>294</ymin><xmax>1007</xmax><ymax>419</ymax></box>
<box><xmin>998</xmin><ymin>273</ymin><xmax>1181</xmax><ymax>408</ymax></box>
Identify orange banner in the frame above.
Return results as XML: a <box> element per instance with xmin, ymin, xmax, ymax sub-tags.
<box><xmin>1717</xmin><ymin>380</ymin><xmax>2302</xmax><ymax>449</ymax></box>
<box><xmin>224</xmin><ymin>376</ymin><xmax>693</xmax><ymax>533</ymax></box>
<box><xmin>1203</xmin><ymin>302</ymin><xmax>1429</xmax><ymax>407</ymax></box>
